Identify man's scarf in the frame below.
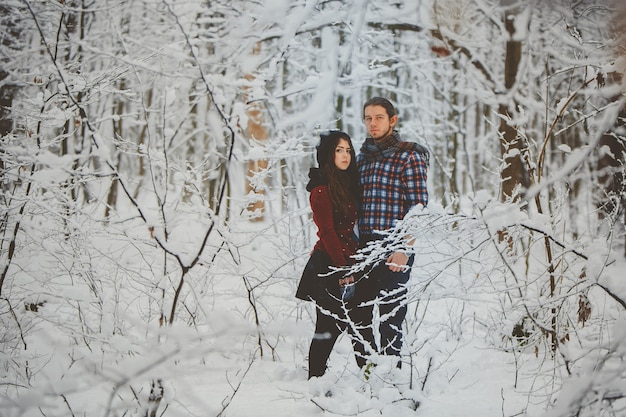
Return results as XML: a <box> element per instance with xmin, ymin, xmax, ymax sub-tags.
<box><xmin>360</xmin><ymin>130</ymin><xmax>429</xmax><ymax>165</ymax></box>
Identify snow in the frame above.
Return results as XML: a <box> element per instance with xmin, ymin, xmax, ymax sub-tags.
<box><xmin>2</xmin><ymin>1</ymin><xmax>626</xmax><ymax>417</ymax></box>
<box><xmin>7</xmin><ymin>204</ymin><xmax>624</xmax><ymax>417</ymax></box>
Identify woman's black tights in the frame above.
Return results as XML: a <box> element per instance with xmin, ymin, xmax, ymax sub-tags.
<box><xmin>308</xmin><ymin>303</ymin><xmax>373</xmax><ymax>379</ymax></box>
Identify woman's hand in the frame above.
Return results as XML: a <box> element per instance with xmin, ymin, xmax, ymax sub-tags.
<box><xmin>338</xmin><ymin>275</ymin><xmax>355</xmax><ymax>287</ymax></box>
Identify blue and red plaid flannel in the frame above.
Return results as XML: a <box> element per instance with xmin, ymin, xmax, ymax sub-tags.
<box><xmin>357</xmin><ymin>149</ymin><xmax>428</xmax><ymax>236</ymax></box>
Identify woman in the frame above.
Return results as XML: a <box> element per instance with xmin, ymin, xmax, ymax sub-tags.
<box><xmin>296</xmin><ymin>130</ymin><xmax>373</xmax><ymax>379</ymax></box>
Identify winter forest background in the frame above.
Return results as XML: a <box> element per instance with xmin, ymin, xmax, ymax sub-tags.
<box><xmin>1</xmin><ymin>1</ymin><xmax>626</xmax><ymax>416</ymax></box>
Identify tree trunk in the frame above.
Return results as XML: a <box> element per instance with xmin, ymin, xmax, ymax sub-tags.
<box><xmin>105</xmin><ymin>79</ymin><xmax>125</xmax><ymax>220</ymax></box>
<box><xmin>145</xmin><ymin>379</ymin><xmax>163</xmax><ymax>417</ymax></box>
<box><xmin>244</xmin><ymin>43</ymin><xmax>268</xmax><ymax>221</ymax></box>
<box><xmin>0</xmin><ymin>3</ymin><xmax>19</xmax><ymax>171</ymax></box>
<box><xmin>499</xmin><ymin>5</ymin><xmax>529</xmax><ymax>202</ymax></box>
<box><xmin>597</xmin><ymin>100</ymin><xmax>626</xmax><ymax>256</ymax></box>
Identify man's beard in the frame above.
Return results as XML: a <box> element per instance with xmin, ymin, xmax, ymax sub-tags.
<box><xmin>372</xmin><ymin>126</ymin><xmax>393</xmax><ymax>139</ymax></box>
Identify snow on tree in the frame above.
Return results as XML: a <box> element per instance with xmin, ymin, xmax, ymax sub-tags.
<box><xmin>0</xmin><ymin>1</ymin><xmax>624</xmax><ymax>416</ymax></box>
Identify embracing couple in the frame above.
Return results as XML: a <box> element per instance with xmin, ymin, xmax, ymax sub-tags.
<box><xmin>295</xmin><ymin>97</ymin><xmax>429</xmax><ymax>379</ymax></box>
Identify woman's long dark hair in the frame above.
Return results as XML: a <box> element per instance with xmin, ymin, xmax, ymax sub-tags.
<box><xmin>318</xmin><ymin>131</ymin><xmax>360</xmax><ymax>219</ymax></box>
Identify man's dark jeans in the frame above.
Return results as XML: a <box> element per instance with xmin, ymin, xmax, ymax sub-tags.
<box><xmin>369</xmin><ymin>254</ymin><xmax>413</xmax><ymax>356</ymax></box>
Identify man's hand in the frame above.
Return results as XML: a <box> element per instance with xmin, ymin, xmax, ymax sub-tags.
<box><xmin>386</xmin><ymin>251</ymin><xmax>409</xmax><ymax>272</ymax></box>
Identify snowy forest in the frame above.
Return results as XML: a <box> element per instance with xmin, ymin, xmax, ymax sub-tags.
<box><xmin>1</xmin><ymin>1</ymin><xmax>626</xmax><ymax>416</ymax></box>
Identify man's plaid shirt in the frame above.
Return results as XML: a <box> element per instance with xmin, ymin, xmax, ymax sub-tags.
<box><xmin>357</xmin><ymin>146</ymin><xmax>428</xmax><ymax>236</ymax></box>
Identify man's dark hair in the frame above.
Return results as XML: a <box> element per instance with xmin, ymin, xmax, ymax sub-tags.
<box><xmin>363</xmin><ymin>97</ymin><xmax>396</xmax><ymax>119</ymax></box>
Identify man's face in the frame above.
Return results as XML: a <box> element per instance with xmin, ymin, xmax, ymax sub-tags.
<box><xmin>363</xmin><ymin>105</ymin><xmax>397</xmax><ymax>139</ymax></box>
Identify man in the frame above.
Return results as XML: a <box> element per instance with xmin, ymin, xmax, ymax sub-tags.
<box><xmin>356</xmin><ymin>97</ymin><xmax>429</xmax><ymax>362</ymax></box>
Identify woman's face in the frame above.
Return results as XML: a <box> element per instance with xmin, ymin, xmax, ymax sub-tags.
<box><xmin>333</xmin><ymin>138</ymin><xmax>352</xmax><ymax>171</ymax></box>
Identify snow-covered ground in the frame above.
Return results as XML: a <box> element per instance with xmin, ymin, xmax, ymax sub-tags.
<box><xmin>3</xmin><ymin>199</ymin><xmax>626</xmax><ymax>417</ymax></box>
